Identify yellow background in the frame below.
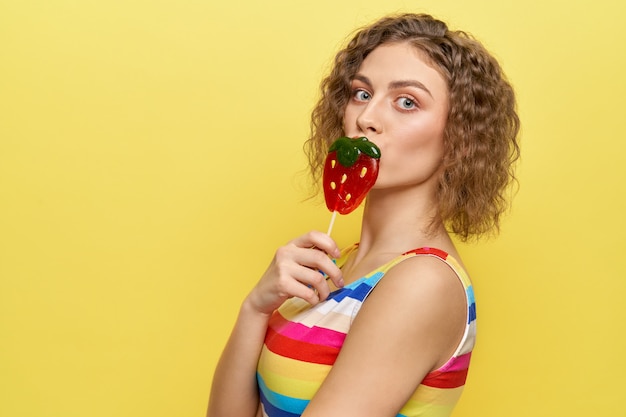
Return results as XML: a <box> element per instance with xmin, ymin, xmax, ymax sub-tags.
<box><xmin>1</xmin><ymin>0</ymin><xmax>625</xmax><ymax>415</ymax></box>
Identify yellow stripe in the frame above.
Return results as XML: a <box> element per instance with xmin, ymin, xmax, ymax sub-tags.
<box><xmin>401</xmin><ymin>384</ymin><xmax>464</xmax><ymax>408</ymax></box>
<box><xmin>257</xmin><ymin>347</ymin><xmax>329</xmax><ymax>398</ymax></box>
<box><xmin>442</xmin><ymin>255</ymin><xmax>472</xmax><ymax>288</ymax></box>
<box><xmin>398</xmin><ymin>384</ymin><xmax>462</xmax><ymax>416</ymax></box>
<box><xmin>398</xmin><ymin>401</ymin><xmax>454</xmax><ymax>417</ymax></box>
<box><xmin>277</xmin><ymin>298</ymin><xmax>310</xmax><ymax>318</ymax></box>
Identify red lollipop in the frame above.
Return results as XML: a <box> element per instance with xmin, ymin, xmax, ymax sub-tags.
<box><xmin>323</xmin><ymin>136</ymin><xmax>381</xmax><ymax>234</ymax></box>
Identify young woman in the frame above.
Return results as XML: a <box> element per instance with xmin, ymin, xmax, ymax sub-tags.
<box><xmin>208</xmin><ymin>13</ymin><xmax>519</xmax><ymax>417</ymax></box>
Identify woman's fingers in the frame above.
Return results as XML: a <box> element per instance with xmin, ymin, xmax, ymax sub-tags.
<box><xmin>290</xmin><ymin>231</ymin><xmax>341</xmax><ymax>258</ymax></box>
<box><xmin>279</xmin><ymin>267</ymin><xmax>326</xmax><ymax>305</ymax></box>
<box><xmin>288</xmin><ymin>231</ymin><xmax>344</xmax><ymax>289</ymax></box>
<box><xmin>249</xmin><ymin>231</ymin><xmax>344</xmax><ymax>314</ymax></box>
<box><xmin>273</xmin><ymin>245</ymin><xmax>332</xmax><ymax>301</ymax></box>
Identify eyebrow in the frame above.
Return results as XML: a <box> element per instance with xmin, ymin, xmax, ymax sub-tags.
<box><xmin>353</xmin><ymin>74</ymin><xmax>433</xmax><ymax>98</ymax></box>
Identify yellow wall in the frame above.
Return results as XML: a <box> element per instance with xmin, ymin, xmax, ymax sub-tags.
<box><xmin>1</xmin><ymin>0</ymin><xmax>625</xmax><ymax>415</ymax></box>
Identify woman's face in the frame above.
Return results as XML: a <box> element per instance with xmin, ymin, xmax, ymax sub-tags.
<box><xmin>343</xmin><ymin>42</ymin><xmax>449</xmax><ymax>192</ymax></box>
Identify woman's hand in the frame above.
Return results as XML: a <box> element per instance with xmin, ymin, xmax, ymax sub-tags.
<box><xmin>245</xmin><ymin>231</ymin><xmax>344</xmax><ymax>315</ymax></box>
<box><xmin>209</xmin><ymin>232</ymin><xmax>342</xmax><ymax>417</ymax></box>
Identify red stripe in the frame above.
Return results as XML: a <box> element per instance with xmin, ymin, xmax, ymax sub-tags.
<box><xmin>264</xmin><ymin>326</ymin><xmax>340</xmax><ymax>365</ymax></box>
<box><xmin>268</xmin><ymin>311</ymin><xmax>346</xmax><ymax>348</ymax></box>
<box><xmin>402</xmin><ymin>247</ymin><xmax>449</xmax><ymax>260</ymax></box>
<box><xmin>421</xmin><ymin>368</ymin><xmax>468</xmax><ymax>389</ymax></box>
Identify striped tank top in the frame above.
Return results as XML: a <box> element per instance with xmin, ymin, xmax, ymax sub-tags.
<box><xmin>256</xmin><ymin>244</ymin><xmax>477</xmax><ymax>417</ymax></box>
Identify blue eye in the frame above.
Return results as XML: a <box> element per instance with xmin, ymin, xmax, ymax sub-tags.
<box><xmin>354</xmin><ymin>90</ymin><xmax>371</xmax><ymax>101</ymax></box>
<box><xmin>397</xmin><ymin>97</ymin><xmax>416</xmax><ymax>109</ymax></box>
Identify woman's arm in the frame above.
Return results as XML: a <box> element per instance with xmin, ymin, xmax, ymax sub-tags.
<box><xmin>302</xmin><ymin>255</ymin><xmax>467</xmax><ymax>417</ymax></box>
<box><xmin>207</xmin><ymin>297</ymin><xmax>271</xmax><ymax>417</ymax></box>
<box><xmin>207</xmin><ymin>231</ymin><xmax>343</xmax><ymax>417</ymax></box>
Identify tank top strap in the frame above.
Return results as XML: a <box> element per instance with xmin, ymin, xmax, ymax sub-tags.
<box><xmin>373</xmin><ymin>247</ymin><xmax>459</xmax><ymax>275</ymax></box>
<box><xmin>334</xmin><ymin>243</ymin><xmax>360</xmax><ymax>269</ymax></box>
<box><xmin>400</xmin><ymin>247</ymin><xmax>472</xmax><ymax>290</ymax></box>
<box><xmin>357</xmin><ymin>246</ymin><xmax>472</xmax><ymax>298</ymax></box>
<box><xmin>335</xmin><ymin>244</ymin><xmax>472</xmax><ymax>294</ymax></box>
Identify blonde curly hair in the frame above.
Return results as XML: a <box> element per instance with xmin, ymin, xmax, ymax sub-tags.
<box><xmin>304</xmin><ymin>13</ymin><xmax>520</xmax><ymax>240</ymax></box>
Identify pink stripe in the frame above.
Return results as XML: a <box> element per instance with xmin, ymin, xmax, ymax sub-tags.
<box><xmin>438</xmin><ymin>352</ymin><xmax>472</xmax><ymax>372</ymax></box>
<box><xmin>270</xmin><ymin>315</ymin><xmax>346</xmax><ymax>348</ymax></box>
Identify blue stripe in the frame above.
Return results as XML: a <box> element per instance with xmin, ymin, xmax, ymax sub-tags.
<box><xmin>259</xmin><ymin>372</ymin><xmax>408</xmax><ymax>417</ymax></box>
<box><xmin>468</xmin><ymin>302</ymin><xmax>476</xmax><ymax>323</ymax></box>
<box><xmin>466</xmin><ymin>286</ymin><xmax>476</xmax><ymax>323</ymax></box>
<box><xmin>466</xmin><ymin>286</ymin><xmax>475</xmax><ymax>304</ymax></box>
<box><xmin>362</xmin><ymin>271</ymin><xmax>385</xmax><ymax>287</ymax></box>
<box><xmin>259</xmin><ymin>393</ymin><xmax>302</xmax><ymax>417</ymax></box>
<box><xmin>328</xmin><ymin>287</ymin><xmax>352</xmax><ymax>302</ymax></box>
<box><xmin>257</xmin><ymin>372</ymin><xmax>309</xmax><ymax>415</ymax></box>
<box><xmin>335</xmin><ymin>271</ymin><xmax>384</xmax><ymax>303</ymax></box>
<box><xmin>329</xmin><ymin>281</ymin><xmax>374</xmax><ymax>303</ymax></box>
<box><xmin>343</xmin><ymin>282</ymin><xmax>373</xmax><ymax>301</ymax></box>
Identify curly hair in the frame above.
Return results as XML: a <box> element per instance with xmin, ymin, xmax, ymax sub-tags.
<box><xmin>304</xmin><ymin>13</ymin><xmax>520</xmax><ymax>240</ymax></box>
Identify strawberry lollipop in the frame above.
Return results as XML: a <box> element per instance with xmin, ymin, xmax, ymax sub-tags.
<box><xmin>323</xmin><ymin>136</ymin><xmax>381</xmax><ymax>235</ymax></box>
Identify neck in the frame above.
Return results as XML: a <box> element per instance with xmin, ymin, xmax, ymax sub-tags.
<box><xmin>355</xmin><ymin>185</ymin><xmax>449</xmax><ymax>260</ymax></box>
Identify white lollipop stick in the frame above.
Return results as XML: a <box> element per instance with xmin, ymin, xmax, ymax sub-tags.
<box><xmin>326</xmin><ymin>210</ymin><xmax>338</xmax><ymax>236</ymax></box>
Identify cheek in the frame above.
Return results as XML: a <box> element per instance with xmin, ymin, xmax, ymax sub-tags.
<box><xmin>343</xmin><ymin>101</ymin><xmax>367</xmax><ymax>130</ymax></box>
<box><xmin>342</xmin><ymin>106</ymin><xmax>356</xmax><ymax>128</ymax></box>
<box><xmin>402</xmin><ymin>118</ymin><xmax>446</xmax><ymax>149</ymax></box>
<box><xmin>391</xmin><ymin>124</ymin><xmax>446</xmax><ymax>168</ymax></box>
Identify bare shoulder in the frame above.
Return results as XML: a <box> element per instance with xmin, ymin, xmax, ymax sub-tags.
<box><xmin>374</xmin><ymin>253</ymin><xmax>465</xmax><ymax>302</ymax></box>
<box><xmin>303</xmin><ymin>254</ymin><xmax>468</xmax><ymax>416</ymax></box>
<box><xmin>355</xmin><ymin>254</ymin><xmax>468</xmax><ymax>367</ymax></box>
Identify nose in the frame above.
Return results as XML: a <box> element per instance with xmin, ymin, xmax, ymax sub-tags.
<box><xmin>356</xmin><ymin>101</ymin><xmax>382</xmax><ymax>135</ymax></box>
